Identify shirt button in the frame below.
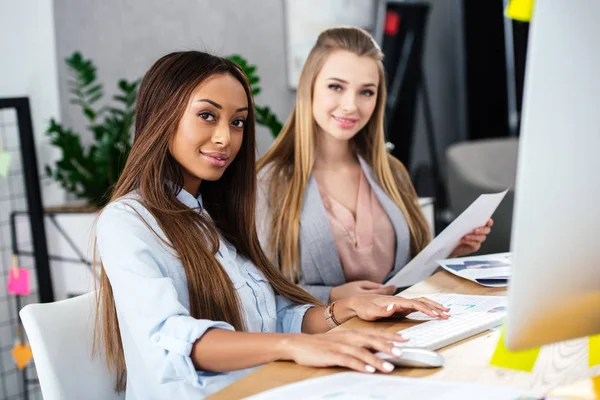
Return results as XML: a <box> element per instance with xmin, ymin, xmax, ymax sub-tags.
<box><xmin>153</xmin><ymin>334</ymin><xmax>161</xmax><ymax>343</ymax></box>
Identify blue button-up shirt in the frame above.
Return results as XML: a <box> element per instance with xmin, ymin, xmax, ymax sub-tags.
<box><xmin>96</xmin><ymin>189</ymin><xmax>312</xmax><ymax>399</ymax></box>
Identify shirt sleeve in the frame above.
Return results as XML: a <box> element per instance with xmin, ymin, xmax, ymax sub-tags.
<box><xmin>297</xmin><ymin>283</ymin><xmax>332</xmax><ymax>305</ymax></box>
<box><xmin>96</xmin><ymin>201</ymin><xmax>234</xmax><ymax>388</ymax></box>
<box><xmin>275</xmin><ymin>294</ymin><xmax>314</xmax><ymax>333</ymax></box>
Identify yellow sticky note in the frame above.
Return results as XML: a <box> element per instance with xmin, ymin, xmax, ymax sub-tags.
<box><xmin>505</xmin><ymin>0</ymin><xmax>535</xmax><ymax>22</ymax></box>
<box><xmin>490</xmin><ymin>327</ymin><xmax>541</xmax><ymax>372</ymax></box>
<box><xmin>589</xmin><ymin>334</ymin><xmax>600</xmax><ymax>367</ymax></box>
<box><xmin>0</xmin><ymin>151</ymin><xmax>11</xmax><ymax>177</ymax></box>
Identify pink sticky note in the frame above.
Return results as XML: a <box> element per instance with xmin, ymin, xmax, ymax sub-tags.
<box><xmin>7</xmin><ymin>268</ymin><xmax>30</xmax><ymax>295</ymax></box>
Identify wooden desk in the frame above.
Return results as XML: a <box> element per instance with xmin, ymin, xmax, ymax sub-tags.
<box><xmin>210</xmin><ymin>271</ymin><xmax>600</xmax><ymax>399</ymax></box>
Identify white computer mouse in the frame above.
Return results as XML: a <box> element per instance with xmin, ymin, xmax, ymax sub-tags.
<box><xmin>377</xmin><ymin>347</ymin><xmax>445</xmax><ymax>368</ymax></box>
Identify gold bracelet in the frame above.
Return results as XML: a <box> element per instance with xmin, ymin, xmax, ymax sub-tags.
<box><xmin>324</xmin><ymin>301</ymin><xmax>341</xmax><ymax>329</ymax></box>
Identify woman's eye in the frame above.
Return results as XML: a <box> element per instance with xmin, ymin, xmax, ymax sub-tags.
<box><xmin>328</xmin><ymin>84</ymin><xmax>343</xmax><ymax>91</ymax></box>
<box><xmin>361</xmin><ymin>89</ymin><xmax>375</xmax><ymax>97</ymax></box>
<box><xmin>232</xmin><ymin>119</ymin><xmax>245</xmax><ymax>128</ymax></box>
<box><xmin>199</xmin><ymin>112</ymin><xmax>215</xmax><ymax>121</ymax></box>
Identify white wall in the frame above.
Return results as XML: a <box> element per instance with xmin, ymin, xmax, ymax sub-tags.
<box><xmin>53</xmin><ymin>0</ymin><xmax>291</xmax><ymax>156</ymax></box>
<box><xmin>0</xmin><ymin>0</ymin><xmax>64</xmax><ymax>206</ymax></box>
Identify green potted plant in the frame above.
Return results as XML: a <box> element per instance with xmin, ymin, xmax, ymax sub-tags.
<box><xmin>46</xmin><ymin>51</ymin><xmax>139</xmax><ymax>209</ymax></box>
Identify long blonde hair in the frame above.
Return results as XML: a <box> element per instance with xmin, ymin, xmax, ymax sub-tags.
<box><xmin>94</xmin><ymin>51</ymin><xmax>320</xmax><ymax>392</ymax></box>
<box><xmin>257</xmin><ymin>27</ymin><xmax>430</xmax><ymax>281</ymax></box>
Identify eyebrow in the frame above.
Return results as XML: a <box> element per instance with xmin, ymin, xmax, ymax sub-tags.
<box><xmin>327</xmin><ymin>77</ymin><xmax>377</xmax><ymax>88</ymax></box>
<box><xmin>196</xmin><ymin>98</ymin><xmax>248</xmax><ymax>112</ymax></box>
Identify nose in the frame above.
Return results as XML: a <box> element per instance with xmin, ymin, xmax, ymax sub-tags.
<box><xmin>212</xmin><ymin>121</ymin><xmax>231</xmax><ymax>148</ymax></box>
<box><xmin>340</xmin><ymin>92</ymin><xmax>358</xmax><ymax>113</ymax></box>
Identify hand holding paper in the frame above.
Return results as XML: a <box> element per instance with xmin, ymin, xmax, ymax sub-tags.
<box><xmin>387</xmin><ymin>190</ymin><xmax>508</xmax><ymax>288</ymax></box>
<box><xmin>449</xmin><ymin>218</ymin><xmax>494</xmax><ymax>258</ymax></box>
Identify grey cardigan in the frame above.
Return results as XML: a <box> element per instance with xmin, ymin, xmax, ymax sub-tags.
<box><xmin>257</xmin><ymin>158</ymin><xmax>411</xmax><ymax>303</ymax></box>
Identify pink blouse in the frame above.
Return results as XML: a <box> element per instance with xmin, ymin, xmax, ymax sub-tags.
<box><xmin>317</xmin><ymin>172</ymin><xmax>396</xmax><ymax>283</ymax></box>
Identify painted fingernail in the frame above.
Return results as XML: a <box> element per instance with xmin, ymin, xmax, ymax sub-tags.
<box><xmin>383</xmin><ymin>362</ymin><xmax>395</xmax><ymax>372</ymax></box>
<box><xmin>392</xmin><ymin>347</ymin><xmax>403</xmax><ymax>356</ymax></box>
<box><xmin>386</xmin><ymin>304</ymin><xmax>394</xmax><ymax>312</ymax></box>
<box><xmin>365</xmin><ymin>365</ymin><xmax>376</xmax><ymax>373</ymax></box>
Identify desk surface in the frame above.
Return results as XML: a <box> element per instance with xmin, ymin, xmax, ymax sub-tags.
<box><xmin>210</xmin><ymin>271</ymin><xmax>599</xmax><ymax>399</ymax></box>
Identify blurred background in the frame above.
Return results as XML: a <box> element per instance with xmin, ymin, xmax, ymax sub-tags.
<box><xmin>0</xmin><ymin>1</ymin><xmax>530</xmax><ymax>398</ymax></box>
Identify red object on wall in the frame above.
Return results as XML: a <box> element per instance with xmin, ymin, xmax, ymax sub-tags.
<box><xmin>385</xmin><ymin>11</ymin><xmax>400</xmax><ymax>36</ymax></box>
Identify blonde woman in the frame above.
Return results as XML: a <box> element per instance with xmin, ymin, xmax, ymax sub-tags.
<box><xmin>257</xmin><ymin>27</ymin><xmax>492</xmax><ymax>303</ymax></box>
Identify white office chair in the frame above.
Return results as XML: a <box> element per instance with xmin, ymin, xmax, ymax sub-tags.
<box><xmin>19</xmin><ymin>291</ymin><xmax>125</xmax><ymax>400</ymax></box>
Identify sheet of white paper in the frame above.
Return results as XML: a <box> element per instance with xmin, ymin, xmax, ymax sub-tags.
<box><xmin>386</xmin><ymin>190</ymin><xmax>509</xmax><ymax>287</ymax></box>
<box><xmin>245</xmin><ymin>372</ymin><xmax>534</xmax><ymax>400</ymax></box>
<box><xmin>437</xmin><ymin>252</ymin><xmax>512</xmax><ymax>287</ymax></box>
<box><xmin>406</xmin><ymin>293</ymin><xmax>508</xmax><ymax>321</ymax></box>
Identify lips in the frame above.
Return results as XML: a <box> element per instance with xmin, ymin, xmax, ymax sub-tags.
<box><xmin>332</xmin><ymin>115</ymin><xmax>358</xmax><ymax>129</ymax></box>
<box><xmin>201</xmin><ymin>151</ymin><xmax>229</xmax><ymax>168</ymax></box>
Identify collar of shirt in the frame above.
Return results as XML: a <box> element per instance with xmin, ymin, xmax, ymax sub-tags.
<box><xmin>175</xmin><ymin>187</ymin><xmax>203</xmax><ymax>210</ymax></box>
<box><xmin>172</xmin><ymin>186</ymin><xmax>238</xmax><ymax>260</ymax></box>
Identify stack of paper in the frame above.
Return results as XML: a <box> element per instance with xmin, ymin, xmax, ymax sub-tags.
<box><xmin>436</xmin><ymin>253</ymin><xmax>512</xmax><ymax>287</ymax></box>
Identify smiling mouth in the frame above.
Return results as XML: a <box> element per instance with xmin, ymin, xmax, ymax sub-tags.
<box><xmin>332</xmin><ymin>115</ymin><xmax>358</xmax><ymax>123</ymax></box>
<box><xmin>332</xmin><ymin>115</ymin><xmax>359</xmax><ymax>128</ymax></box>
<box><xmin>200</xmin><ymin>151</ymin><xmax>229</xmax><ymax>167</ymax></box>
<box><xmin>200</xmin><ymin>151</ymin><xmax>229</xmax><ymax>160</ymax></box>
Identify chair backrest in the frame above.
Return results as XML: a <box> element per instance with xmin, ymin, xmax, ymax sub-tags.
<box><xmin>19</xmin><ymin>291</ymin><xmax>125</xmax><ymax>400</ymax></box>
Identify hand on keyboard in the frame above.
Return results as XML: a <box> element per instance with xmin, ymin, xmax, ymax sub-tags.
<box><xmin>349</xmin><ymin>295</ymin><xmax>451</xmax><ymax>322</ymax></box>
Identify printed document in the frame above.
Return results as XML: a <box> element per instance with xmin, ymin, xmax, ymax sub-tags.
<box><xmin>245</xmin><ymin>372</ymin><xmax>535</xmax><ymax>400</ymax></box>
<box><xmin>436</xmin><ymin>252</ymin><xmax>512</xmax><ymax>287</ymax></box>
<box><xmin>406</xmin><ymin>293</ymin><xmax>508</xmax><ymax>321</ymax></box>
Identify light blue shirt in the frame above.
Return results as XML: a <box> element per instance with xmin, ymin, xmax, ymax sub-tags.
<box><xmin>96</xmin><ymin>188</ymin><xmax>313</xmax><ymax>399</ymax></box>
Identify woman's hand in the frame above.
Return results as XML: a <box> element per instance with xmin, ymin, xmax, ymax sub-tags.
<box><xmin>343</xmin><ymin>294</ymin><xmax>450</xmax><ymax>322</ymax></box>
<box><xmin>280</xmin><ymin>329</ymin><xmax>407</xmax><ymax>374</ymax></box>
<box><xmin>330</xmin><ymin>280</ymin><xmax>397</xmax><ymax>302</ymax></box>
<box><xmin>450</xmin><ymin>219</ymin><xmax>494</xmax><ymax>258</ymax></box>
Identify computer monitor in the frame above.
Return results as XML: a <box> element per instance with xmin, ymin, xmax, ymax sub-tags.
<box><xmin>505</xmin><ymin>0</ymin><xmax>600</xmax><ymax>351</ymax></box>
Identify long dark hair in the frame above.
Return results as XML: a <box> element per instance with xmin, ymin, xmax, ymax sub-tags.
<box><xmin>94</xmin><ymin>51</ymin><xmax>320</xmax><ymax>391</ymax></box>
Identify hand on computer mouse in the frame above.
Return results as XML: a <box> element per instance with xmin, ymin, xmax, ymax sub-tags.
<box><xmin>282</xmin><ymin>329</ymin><xmax>408</xmax><ymax>374</ymax></box>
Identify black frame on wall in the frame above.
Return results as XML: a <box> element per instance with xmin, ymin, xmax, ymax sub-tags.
<box><xmin>0</xmin><ymin>97</ymin><xmax>53</xmax><ymax>303</ymax></box>
<box><xmin>0</xmin><ymin>97</ymin><xmax>53</xmax><ymax>399</ymax></box>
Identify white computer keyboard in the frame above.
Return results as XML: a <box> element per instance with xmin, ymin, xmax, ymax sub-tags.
<box><xmin>393</xmin><ymin>311</ymin><xmax>505</xmax><ymax>350</ymax></box>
